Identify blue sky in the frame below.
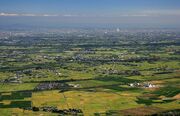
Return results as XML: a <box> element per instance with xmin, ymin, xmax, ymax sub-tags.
<box><xmin>0</xmin><ymin>0</ymin><xmax>180</xmax><ymax>28</ymax></box>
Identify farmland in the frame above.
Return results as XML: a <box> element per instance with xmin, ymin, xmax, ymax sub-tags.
<box><xmin>0</xmin><ymin>28</ymin><xmax>180</xmax><ymax>115</ymax></box>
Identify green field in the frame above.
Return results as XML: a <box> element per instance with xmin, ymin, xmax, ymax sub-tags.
<box><xmin>0</xmin><ymin>29</ymin><xmax>180</xmax><ymax>115</ymax></box>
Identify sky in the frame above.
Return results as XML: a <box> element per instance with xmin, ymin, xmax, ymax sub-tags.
<box><xmin>0</xmin><ymin>0</ymin><xmax>180</xmax><ymax>28</ymax></box>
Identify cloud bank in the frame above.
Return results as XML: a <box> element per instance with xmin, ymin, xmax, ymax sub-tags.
<box><xmin>0</xmin><ymin>13</ymin><xmax>58</xmax><ymax>17</ymax></box>
<box><xmin>0</xmin><ymin>10</ymin><xmax>180</xmax><ymax>17</ymax></box>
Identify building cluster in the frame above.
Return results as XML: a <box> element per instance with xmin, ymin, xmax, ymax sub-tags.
<box><xmin>129</xmin><ymin>82</ymin><xmax>156</xmax><ymax>88</ymax></box>
<box><xmin>34</xmin><ymin>82</ymin><xmax>81</xmax><ymax>91</ymax></box>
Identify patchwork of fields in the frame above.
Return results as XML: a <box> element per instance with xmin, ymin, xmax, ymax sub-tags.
<box><xmin>0</xmin><ymin>29</ymin><xmax>180</xmax><ymax>115</ymax></box>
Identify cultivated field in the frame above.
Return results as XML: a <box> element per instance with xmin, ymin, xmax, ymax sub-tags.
<box><xmin>0</xmin><ymin>29</ymin><xmax>180</xmax><ymax>115</ymax></box>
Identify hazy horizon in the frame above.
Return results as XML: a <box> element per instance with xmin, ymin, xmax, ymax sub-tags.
<box><xmin>0</xmin><ymin>0</ymin><xmax>180</xmax><ymax>28</ymax></box>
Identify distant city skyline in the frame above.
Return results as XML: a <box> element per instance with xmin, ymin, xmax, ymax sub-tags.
<box><xmin>0</xmin><ymin>0</ymin><xmax>180</xmax><ymax>28</ymax></box>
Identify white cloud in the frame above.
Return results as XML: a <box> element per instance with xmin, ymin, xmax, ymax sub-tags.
<box><xmin>0</xmin><ymin>12</ymin><xmax>19</xmax><ymax>16</ymax></box>
<box><xmin>119</xmin><ymin>14</ymin><xmax>149</xmax><ymax>17</ymax></box>
<box><xmin>21</xmin><ymin>14</ymin><xmax>37</xmax><ymax>16</ymax></box>
<box><xmin>0</xmin><ymin>13</ymin><xmax>79</xmax><ymax>17</ymax></box>
<box><xmin>0</xmin><ymin>12</ymin><xmax>59</xmax><ymax>17</ymax></box>
<box><xmin>1</xmin><ymin>9</ymin><xmax>180</xmax><ymax>18</ymax></box>
<box><xmin>63</xmin><ymin>14</ymin><xmax>78</xmax><ymax>17</ymax></box>
<box><xmin>42</xmin><ymin>14</ymin><xmax>59</xmax><ymax>17</ymax></box>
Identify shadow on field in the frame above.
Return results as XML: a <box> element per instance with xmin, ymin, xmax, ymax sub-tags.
<box><xmin>58</xmin><ymin>76</ymin><xmax>142</xmax><ymax>93</ymax></box>
<box><xmin>0</xmin><ymin>101</ymin><xmax>31</xmax><ymax>108</ymax></box>
<box><xmin>152</xmin><ymin>86</ymin><xmax>180</xmax><ymax>97</ymax></box>
<box><xmin>94</xmin><ymin>75</ymin><xmax>140</xmax><ymax>83</ymax></box>
<box><xmin>76</xmin><ymin>76</ymin><xmax>141</xmax><ymax>92</ymax></box>
<box><xmin>0</xmin><ymin>91</ymin><xmax>32</xmax><ymax>101</ymax></box>
<box><xmin>135</xmin><ymin>86</ymin><xmax>179</xmax><ymax>105</ymax></box>
<box><xmin>31</xmin><ymin>75</ymin><xmax>142</xmax><ymax>93</ymax></box>
<box><xmin>0</xmin><ymin>91</ymin><xmax>32</xmax><ymax>108</ymax></box>
<box><xmin>24</xmin><ymin>78</ymin><xmax>92</xmax><ymax>83</ymax></box>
